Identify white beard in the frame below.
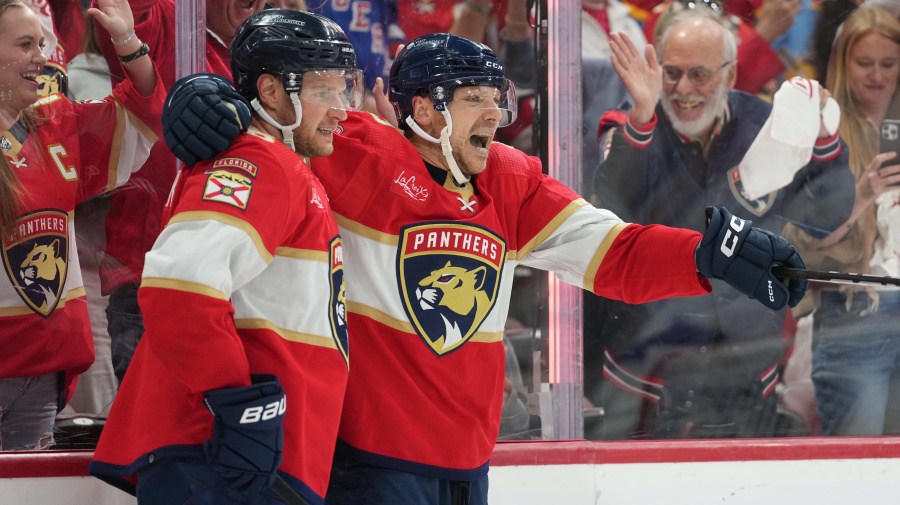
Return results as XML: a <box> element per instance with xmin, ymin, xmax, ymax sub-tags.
<box><xmin>661</xmin><ymin>79</ymin><xmax>729</xmax><ymax>137</ymax></box>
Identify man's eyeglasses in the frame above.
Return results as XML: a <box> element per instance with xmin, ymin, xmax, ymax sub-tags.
<box><xmin>662</xmin><ymin>61</ymin><xmax>733</xmax><ymax>87</ymax></box>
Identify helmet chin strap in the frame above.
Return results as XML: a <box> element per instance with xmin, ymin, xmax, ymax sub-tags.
<box><xmin>251</xmin><ymin>92</ymin><xmax>303</xmax><ymax>152</ymax></box>
<box><xmin>405</xmin><ymin>109</ymin><xmax>470</xmax><ymax>185</ymax></box>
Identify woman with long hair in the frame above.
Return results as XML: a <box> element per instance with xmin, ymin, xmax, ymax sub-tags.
<box><xmin>0</xmin><ymin>0</ymin><xmax>163</xmax><ymax>449</ymax></box>
<box><xmin>789</xmin><ymin>6</ymin><xmax>900</xmax><ymax>436</ymax></box>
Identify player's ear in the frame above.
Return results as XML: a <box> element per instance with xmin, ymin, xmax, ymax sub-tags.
<box><xmin>256</xmin><ymin>74</ymin><xmax>281</xmax><ymax>111</ymax></box>
<box><xmin>411</xmin><ymin>94</ymin><xmax>436</xmax><ymax>127</ymax></box>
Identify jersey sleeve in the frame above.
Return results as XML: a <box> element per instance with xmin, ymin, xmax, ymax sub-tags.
<box><xmin>58</xmin><ymin>69</ymin><xmax>164</xmax><ymax>200</ymax></box>
<box><xmin>504</xmin><ymin>147</ymin><xmax>710</xmax><ymax>303</ymax></box>
<box><xmin>138</xmin><ymin>150</ymin><xmax>299</xmax><ymax>394</ymax></box>
<box><xmin>30</xmin><ymin>72</ymin><xmax>163</xmax><ymax>202</ymax></box>
<box><xmin>593</xmin><ymin>108</ymin><xmax>657</xmax><ymax>222</ymax></box>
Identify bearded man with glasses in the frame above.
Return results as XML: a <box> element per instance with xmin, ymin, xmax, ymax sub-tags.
<box><xmin>585</xmin><ymin>13</ymin><xmax>855</xmax><ymax>441</ymax></box>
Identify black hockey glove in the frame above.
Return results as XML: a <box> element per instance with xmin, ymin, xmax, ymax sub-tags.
<box><xmin>695</xmin><ymin>206</ymin><xmax>808</xmax><ymax>310</ymax></box>
<box><xmin>203</xmin><ymin>374</ymin><xmax>285</xmax><ymax>495</ymax></box>
<box><xmin>162</xmin><ymin>72</ymin><xmax>251</xmax><ymax>167</ymax></box>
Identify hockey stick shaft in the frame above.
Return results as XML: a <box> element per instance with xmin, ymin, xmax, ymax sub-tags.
<box><xmin>272</xmin><ymin>475</ymin><xmax>313</xmax><ymax>505</ymax></box>
<box><xmin>772</xmin><ymin>266</ymin><xmax>900</xmax><ymax>287</ymax></box>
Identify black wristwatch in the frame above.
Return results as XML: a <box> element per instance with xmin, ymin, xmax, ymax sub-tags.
<box><xmin>118</xmin><ymin>42</ymin><xmax>150</xmax><ymax>63</ymax></box>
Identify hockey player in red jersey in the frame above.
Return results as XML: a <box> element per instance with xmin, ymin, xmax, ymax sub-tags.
<box><xmin>89</xmin><ymin>10</ymin><xmax>364</xmax><ymax>505</ymax></box>
<box><xmin>163</xmin><ymin>33</ymin><xmax>808</xmax><ymax>505</ymax></box>
<box><xmin>0</xmin><ymin>0</ymin><xmax>162</xmax><ymax>450</ymax></box>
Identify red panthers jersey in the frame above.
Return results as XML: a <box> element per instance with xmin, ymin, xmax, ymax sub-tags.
<box><xmin>0</xmin><ymin>79</ymin><xmax>163</xmax><ymax>385</ymax></box>
<box><xmin>90</xmin><ymin>130</ymin><xmax>350</xmax><ymax>505</ymax></box>
<box><xmin>309</xmin><ymin>112</ymin><xmax>710</xmax><ymax>478</ymax></box>
<box><xmin>93</xmin><ymin>0</ymin><xmax>232</xmax><ymax>295</ymax></box>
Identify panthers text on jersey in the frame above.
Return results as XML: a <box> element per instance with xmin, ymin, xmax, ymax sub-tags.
<box><xmin>0</xmin><ymin>78</ymin><xmax>163</xmax><ymax>395</ymax></box>
<box><xmin>308</xmin><ymin>111</ymin><xmax>711</xmax><ymax>479</ymax></box>
<box><xmin>90</xmin><ymin>130</ymin><xmax>350</xmax><ymax>505</ymax></box>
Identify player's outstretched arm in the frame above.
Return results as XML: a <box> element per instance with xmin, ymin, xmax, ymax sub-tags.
<box><xmin>695</xmin><ymin>206</ymin><xmax>808</xmax><ymax>310</ymax></box>
<box><xmin>162</xmin><ymin>73</ymin><xmax>252</xmax><ymax>166</ymax></box>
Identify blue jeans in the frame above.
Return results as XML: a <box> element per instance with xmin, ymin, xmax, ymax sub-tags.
<box><xmin>325</xmin><ymin>452</ymin><xmax>489</xmax><ymax>505</ymax></box>
<box><xmin>811</xmin><ymin>290</ymin><xmax>900</xmax><ymax>436</ymax></box>
<box><xmin>0</xmin><ymin>373</ymin><xmax>59</xmax><ymax>450</ymax></box>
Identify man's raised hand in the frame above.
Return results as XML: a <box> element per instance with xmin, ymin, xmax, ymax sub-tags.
<box><xmin>609</xmin><ymin>32</ymin><xmax>661</xmax><ymax>125</ymax></box>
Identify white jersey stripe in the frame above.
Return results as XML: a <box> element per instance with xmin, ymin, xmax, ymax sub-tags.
<box><xmin>143</xmin><ymin>219</ymin><xmax>270</xmax><ymax>298</ymax></box>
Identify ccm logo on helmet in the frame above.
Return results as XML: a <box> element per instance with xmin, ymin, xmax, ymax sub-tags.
<box><xmin>485</xmin><ymin>61</ymin><xmax>503</xmax><ymax>70</ymax></box>
<box><xmin>239</xmin><ymin>398</ymin><xmax>286</xmax><ymax>424</ymax></box>
<box><xmin>719</xmin><ymin>215</ymin><xmax>745</xmax><ymax>257</ymax></box>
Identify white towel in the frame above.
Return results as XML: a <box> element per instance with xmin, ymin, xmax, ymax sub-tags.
<box><xmin>737</xmin><ymin>77</ymin><xmax>840</xmax><ymax>198</ymax></box>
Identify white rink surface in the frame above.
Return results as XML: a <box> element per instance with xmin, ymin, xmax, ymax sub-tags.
<box><xmin>3</xmin><ymin>458</ymin><xmax>900</xmax><ymax>505</ymax></box>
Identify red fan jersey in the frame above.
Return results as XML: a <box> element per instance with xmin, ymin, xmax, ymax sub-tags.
<box><xmin>93</xmin><ymin>0</ymin><xmax>232</xmax><ymax>295</ymax></box>
<box><xmin>90</xmin><ymin>130</ymin><xmax>350</xmax><ymax>505</ymax></box>
<box><xmin>309</xmin><ymin>111</ymin><xmax>710</xmax><ymax>478</ymax></box>
<box><xmin>0</xmin><ymin>79</ymin><xmax>163</xmax><ymax>387</ymax></box>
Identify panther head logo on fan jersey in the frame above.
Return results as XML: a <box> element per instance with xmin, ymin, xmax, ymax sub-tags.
<box><xmin>728</xmin><ymin>166</ymin><xmax>775</xmax><ymax>216</ymax></box>
<box><xmin>2</xmin><ymin>210</ymin><xmax>69</xmax><ymax>317</ymax></box>
<box><xmin>397</xmin><ymin>222</ymin><xmax>506</xmax><ymax>356</ymax></box>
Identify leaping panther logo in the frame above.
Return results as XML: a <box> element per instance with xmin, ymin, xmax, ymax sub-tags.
<box><xmin>3</xmin><ymin>210</ymin><xmax>69</xmax><ymax>317</ymax></box>
<box><xmin>19</xmin><ymin>240</ymin><xmax>66</xmax><ymax>311</ymax></box>
<box><xmin>416</xmin><ymin>262</ymin><xmax>491</xmax><ymax>351</ymax></box>
<box><xmin>398</xmin><ymin>222</ymin><xmax>506</xmax><ymax>356</ymax></box>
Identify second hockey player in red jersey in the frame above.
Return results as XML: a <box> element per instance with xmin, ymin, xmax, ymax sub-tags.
<box><xmin>163</xmin><ymin>33</ymin><xmax>808</xmax><ymax>505</ymax></box>
<box><xmin>90</xmin><ymin>11</ymin><xmax>365</xmax><ymax>505</ymax></box>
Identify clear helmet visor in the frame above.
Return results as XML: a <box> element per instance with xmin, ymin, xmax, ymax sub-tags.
<box><xmin>281</xmin><ymin>68</ymin><xmax>366</xmax><ymax>111</ymax></box>
<box><xmin>439</xmin><ymin>80</ymin><xmax>518</xmax><ymax>127</ymax></box>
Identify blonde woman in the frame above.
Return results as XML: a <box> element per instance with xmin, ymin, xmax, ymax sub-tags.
<box><xmin>798</xmin><ymin>6</ymin><xmax>900</xmax><ymax>436</ymax></box>
<box><xmin>0</xmin><ymin>0</ymin><xmax>163</xmax><ymax>449</ymax></box>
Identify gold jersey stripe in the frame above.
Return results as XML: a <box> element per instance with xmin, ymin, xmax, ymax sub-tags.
<box><xmin>334</xmin><ymin>213</ymin><xmax>399</xmax><ymax>246</ymax></box>
<box><xmin>141</xmin><ymin>277</ymin><xmax>228</xmax><ymax>301</ymax></box>
<box><xmin>516</xmin><ymin>199</ymin><xmax>590</xmax><ymax>261</ymax></box>
<box><xmin>120</xmin><ymin>99</ymin><xmax>159</xmax><ymax>144</ymax></box>
<box><xmin>166</xmin><ymin>211</ymin><xmax>273</xmax><ymax>263</ymax></box>
<box><xmin>583</xmin><ymin>222</ymin><xmax>630</xmax><ymax>291</ymax></box>
<box><xmin>274</xmin><ymin>247</ymin><xmax>328</xmax><ymax>262</ymax></box>
<box><xmin>107</xmin><ymin>100</ymin><xmax>126</xmax><ymax>192</ymax></box>
<box><xmin>235</xmin><ymin>318</ymin><xmax>338</xmax><ymax>349</ymax></box>
<box><xmin>346</xmin><ymin>300</ymin><xmax>503</xmax><ymax>344</ymax></box>
<box><xmin>0</xmin><ymin>287</ymin><xmax>86</xmax><ymax>317</ymax></box>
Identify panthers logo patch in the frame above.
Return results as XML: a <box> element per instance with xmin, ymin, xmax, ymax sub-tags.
<box><xmin>2</xmin><ymin>210</ymin><xmax>68</xmax><ymax>317</ymax></box>
<box><xmin>728</xmin><ymin>166</ymin><xmax>776</xmax><ymax>216</ymax></box>
<box><xmin>397</xmin><ymin>222</ymin><xmax>506</xmax><ymax>356</ymax></box>
<box><xmin>329</xmin><ymin>237</ymin><xmax>349</xmax><ymax>369</ymax></box>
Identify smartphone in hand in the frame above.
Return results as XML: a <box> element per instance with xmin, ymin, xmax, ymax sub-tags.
<box><xmin>880</xmin><ymin>119</ymin><xmax>900</xmax><ymax>167</ymax></box>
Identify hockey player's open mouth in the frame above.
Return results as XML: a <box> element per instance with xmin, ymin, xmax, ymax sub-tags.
<box><xmin>239</xmin><ymin>0</ymin><xmax>256</xmax><ymax>10</ymax></box>
<box><xmin>469</xmin><ymin>134</ymin><xmax>491</xmax><ymax>150</ymax></box>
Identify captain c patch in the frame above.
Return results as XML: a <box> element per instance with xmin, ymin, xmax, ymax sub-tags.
<box><xmin>397</xmin><ymin>222</ymin><xmax>506</xmax><ymax>356</ymax></box>
<box><xmin>202</xmin><ymin>169</ymin><xmax>253</xmax><ymax>210</ymax></box>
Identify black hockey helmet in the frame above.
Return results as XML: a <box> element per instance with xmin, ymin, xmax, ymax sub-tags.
<box><xmin>389</xmin><ymin>33</ymin><xmax>517</xmax><ymax>130</ymax></box>
<box><xmin>229</xmin><ymin>9</ymin><xmax>362</xmax><ymax>105</ymax></box>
